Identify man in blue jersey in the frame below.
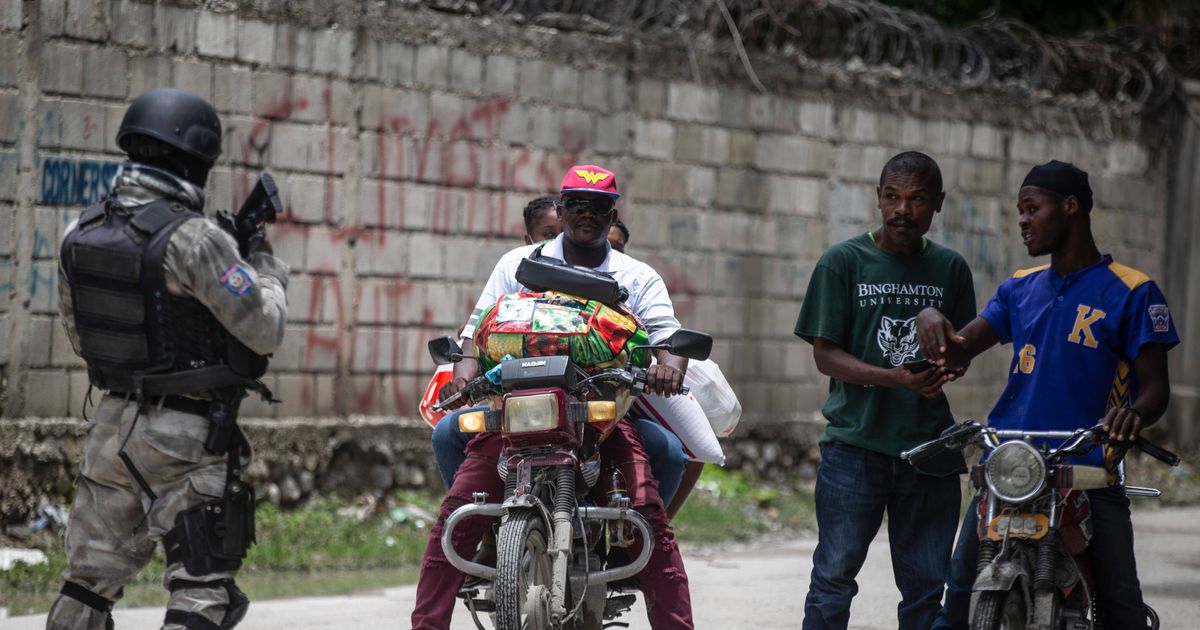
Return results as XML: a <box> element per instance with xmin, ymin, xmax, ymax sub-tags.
<box><xmin>917</xmin><ymin>160</ymin><xmax>1179</xmax><ymax>629</ymax></box>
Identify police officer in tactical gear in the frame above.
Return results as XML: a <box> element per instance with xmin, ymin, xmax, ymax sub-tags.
<box><xmin>47</xmin><ymin>87</ymin><xmax>289</xmax><ymax>630</ymax></box>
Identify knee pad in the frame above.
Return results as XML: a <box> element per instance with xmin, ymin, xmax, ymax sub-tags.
<box><xmin>163</xmin><ymin>486</ymin><xmax>255</xmax><ymax>576</ymax></box>
<box><xmin>58</xmin><ymin>582</ymin><xmax>115</xmax><ymax>630</ymax></box>
<box><xmin>165</xmin><ymin>579</ymin><xmax>249</xmax><ymax>629</ymax></box>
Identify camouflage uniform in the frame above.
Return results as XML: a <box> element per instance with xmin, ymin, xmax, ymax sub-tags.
<box><xmin>47</xmin><ymin>169</ymin><xmax>289</xmax><ymax>630</ymax></box>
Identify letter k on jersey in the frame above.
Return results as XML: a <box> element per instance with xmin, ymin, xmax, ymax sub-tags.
<box><xmin>1068</xmin><ymin>305</ymin><xmax>1106</xmax><ymax>348</ymax></box>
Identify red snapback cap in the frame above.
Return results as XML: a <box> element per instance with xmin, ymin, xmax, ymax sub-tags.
<box><xmin>560</xmin><ymin>164</ymin><xmax>620</xmax><ymax>201</ymax></box>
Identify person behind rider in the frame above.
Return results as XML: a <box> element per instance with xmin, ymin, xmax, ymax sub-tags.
<box><xmin>410</xmin><ymin>164</ymin><xmax>695</xmax><ymax>629</ymax></box>
<box><xmin>608</xmin><ymin>217</ymin><xmax>630</xmax><ymax>253</ymax></box>
<box><xmin>432</xmin><ymin>199</ymin><xmax>689</xmax><ymax>506</ymax></box>
<box><xmin>921</xmin><ymin>160</ymin><xmax>1178</xmax><ymax>630</ymax></box>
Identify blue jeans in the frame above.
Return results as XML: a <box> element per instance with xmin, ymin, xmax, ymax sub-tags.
<box><xmin>431</xmin><ymin>411</ymin><xmax>687</xmax><ymax>506</ymax></box>
<box><xmin>933</xmin><ymin>487</ymin><xmax>1151</xmax><ymax>630</ymax></box>
<box><xmin>633</xmin><ymin>419</ymin><xmax>687</xmax><ymax>507</ymax></box>
<box><xmin>930</xmin><ymin>495</ymin><xmax>979</xmax><ymax>630</ymax></box>
<box><xmin>802</xmin><ymin>441</ymin><xmax>961</xmax><ymax>630</ymax></box>
<box><xmin>430</xmin><ymin>406</ymin><xmax>483</xmax><ymax>489</ymax></box>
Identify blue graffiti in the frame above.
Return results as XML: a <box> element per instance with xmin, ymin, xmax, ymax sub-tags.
<box><xmin>29</xmin><ymin>262</ymin><xmax>55</xmax><ymax>303</ymax></box>
<box><xmin>31</xmin><ymin>227</ymin><xmax>51</xmax><ymax>259</ymax></box>
<box><xmin>40</xmin><ymin>157</ymin><xmax>119</xmax><ymax>206</ymax></box>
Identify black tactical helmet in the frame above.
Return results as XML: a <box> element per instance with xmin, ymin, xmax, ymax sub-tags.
<box><xmin>117</xmin><ymin>88</ymin><xmax>222</xmax><ymax>166</ymax></box>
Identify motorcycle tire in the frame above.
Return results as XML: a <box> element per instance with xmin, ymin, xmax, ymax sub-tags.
<box><xmin>495</xmin><ymin>509</ymin><xmax>554</xmax><ymax>630</ymax></box>
<box><xmin>973</xmin><ymin>589</ymin><xmax>1028</xmax><ymax>630</ymax></box>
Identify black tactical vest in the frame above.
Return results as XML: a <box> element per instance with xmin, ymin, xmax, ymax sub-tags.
<box><xmin>61</xmin><ymin>199</ymin><xmax>266</xmax><ymax>397</ymax></box>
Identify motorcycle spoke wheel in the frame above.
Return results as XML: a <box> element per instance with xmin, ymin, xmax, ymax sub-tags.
<box><xmin>495</xmin><ymin>510</ymin><xmax>553</xmax><ymax>630</ymax></box>
<box><xmin>973</xmin><ymin>589</ymin><xmax>1028</xmax><ymax>630</ymax></box>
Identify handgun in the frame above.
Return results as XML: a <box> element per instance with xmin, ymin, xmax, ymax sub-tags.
<box><xmin>217</xmin><ymin>171</ymin><xmax>283</xmax><ymax>257</ymax></box>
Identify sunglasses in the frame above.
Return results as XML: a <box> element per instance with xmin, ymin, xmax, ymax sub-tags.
<box><xmin>562</xmin><ymin>197</ymin><xmax>615</xmax><ymax>217</ymax></box>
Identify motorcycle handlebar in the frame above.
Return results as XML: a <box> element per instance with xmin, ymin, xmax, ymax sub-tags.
<box><xmin>1135</xmin><ymin>437</ymin><xmax>1181</xmax><ymax>467</ymax></box>
<box><xmin>1065</xmin><ymin>425</ymin><xmax>1180</xmax><ymax>467</ymax></box>
<box><xmin>432</xmin><ymin>375</ymin><xmax>496</xmax><ymax>412</ymax></box>
<box><xmin>439</xmin><ymin>364</ymin><xmax>691</xmax><ymax>412</ymax></box>
<box><xmin>901</xmin><ymin>421</ymin><xmax>984</xmax><ymax>461</ymax></box>
<box><xmin>431</xmin><ymin>389</ymin><xmax>465</xmax><ymax>412</ymax></box>
<box><xmin>986</xmin><ymin>424</ymin><xmax>1179</xmax><ymax>468</ymax></box>
<box><xmin>579</xmin><ymin>367</ymin><xmax>688</xmax><ymax>397</ymax></box>
<box><xmin>902</xmin><ymin>421</ymin><xmax>1181</xmax><ymax>472</ymax></box>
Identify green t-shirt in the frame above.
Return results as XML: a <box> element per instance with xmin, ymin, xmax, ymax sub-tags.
<box><xmin>794</xmin><ymin>232</ymin><xmax>977</xmax><ymax>463</ymax></box>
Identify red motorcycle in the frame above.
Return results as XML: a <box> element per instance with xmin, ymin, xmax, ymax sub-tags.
<box><xmin>902</xmin><ymin>421</ymin><xmax>1179</xmax><ymax>630</ymax></box>
<box><xmin>428</xmin><ymin>256</ymin><xmax>712</xmax><ymax>630</ymax></box>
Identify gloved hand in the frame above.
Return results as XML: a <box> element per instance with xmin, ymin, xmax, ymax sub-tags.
<box><xmin>246</xmin><ymin>229</ymin><xmax>272</xmax><ymax>257</ymax></box>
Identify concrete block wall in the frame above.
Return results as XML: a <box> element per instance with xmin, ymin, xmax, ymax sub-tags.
<box><xmin>0</xmin><ymin>0</ymin><xmax>1170</xmax><ymax>437</ymax></box>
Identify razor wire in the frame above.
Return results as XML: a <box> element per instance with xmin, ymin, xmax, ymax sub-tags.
<box><xmin>424</xmin><ymin>0</ymin><xmax>1181</xmax><ymax>114</ymax></box>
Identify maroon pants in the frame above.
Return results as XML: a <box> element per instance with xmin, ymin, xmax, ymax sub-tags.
<box><xmin>410</xmin><ymin>419</ymin><xmax>693</xmax><ymax>629</ymax></box>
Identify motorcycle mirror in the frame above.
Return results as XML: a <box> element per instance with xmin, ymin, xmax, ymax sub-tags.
<box><xmin>664</xmin><ymin>329</ymin><xmax>713</xmax><ymax>361</ymax></box>
<box><xmin>428</xmin><ymin>336</ymin><xmax>464</xmax><ymax>364</ymax></box>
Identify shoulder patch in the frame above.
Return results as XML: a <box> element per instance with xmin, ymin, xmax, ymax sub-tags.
<box><xmin>1012</xmin><ymin>264</ymin><xmax>1051</xmax><ymax>279</ymax></box>
<box><xmin>220</xmin><ymin>263</ymin><xmax>254</xmax><ymax>296</ymax></box>
<box><xmin>1148</xmin><ymin>304</ymin><xmax>1170</xmax><ymax>333</ymax></box>
<box><xmin>1107</xmin><ymin>262</ymin><xmax>1151</xmax><ymax>291</ymax></box>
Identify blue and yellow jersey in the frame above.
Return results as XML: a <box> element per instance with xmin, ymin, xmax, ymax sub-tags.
<box><xmin>979</xmin><ymin>255</ymin><xmax>1179</xmax><ymax>464</ymax></box>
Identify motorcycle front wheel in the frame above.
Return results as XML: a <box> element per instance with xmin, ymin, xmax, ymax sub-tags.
<box><xmin>973</xmin><ymin>589</ymin><xmax>1028</xmax><ymax>630</ymax></box>
<box><xmin>495</xmin><ymin>509</ymin><xmax>554</xmax><ymax>630</ymax></box>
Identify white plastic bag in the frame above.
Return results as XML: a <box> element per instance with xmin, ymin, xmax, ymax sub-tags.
<box><xmin>629</xmin><ymin>359</ymin><xmax>741</xmax><ymax>465</ymax></box>
<box><xmin>631</xmin><ymin>391</ymin><xmax>725</xmax><ymax>465</ymax></box>
<box><xmin>684</xmin><ymin>359</ymin><xmax>742</xmax><ymax>437</ymax></box>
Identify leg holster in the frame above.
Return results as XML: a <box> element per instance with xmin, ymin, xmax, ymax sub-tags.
<box><xmin>59</xmin><ymin>581</ymin><xmax>115</xmax><ymax>630</ymax></box>
<box><xmin>163</xmin><ymin>479</ymin><xmax>256</xmax><ymax>576</ymax></box>
<box><xmin>165</xmin><ymin>404</ymin><xmax>257</xmax><ymax>577</ymax></box>
<box><xmin>164</xmin><ymin>578</ymin><xmax>250</xmax><ymax>629</ymax></box>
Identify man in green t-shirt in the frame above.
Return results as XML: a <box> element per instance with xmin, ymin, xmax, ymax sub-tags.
<box><xmin>795</xmin><ymin>151</ymin><xmax>977</xmax><ymax>630</ymax></box>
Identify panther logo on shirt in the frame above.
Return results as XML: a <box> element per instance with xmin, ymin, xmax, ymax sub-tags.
<box><xmin>877</xmin><ymin>316</ymin><xmax>920</xmax><ymax>367</ymax></box>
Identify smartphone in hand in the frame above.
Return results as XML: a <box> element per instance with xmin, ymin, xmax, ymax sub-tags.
<box><xmin>902</xmin><ymin>358</ymin><xmax>933</xmax><ymax>373</ymax></box>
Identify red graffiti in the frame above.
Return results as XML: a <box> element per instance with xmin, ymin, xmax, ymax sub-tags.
<box><xmin>82</xmin><ymin>115</ymin><xmax>98</xmax><ymax>141</ymax></box>
<box><xmin>229</xmin><ymin>89</ymin><xmax>590</xmax><ymax>416</ymax></box>
<box><xmin>645</xmin><ymin>254</ymin><xmax>698</xmax><ymax>320</ymax></box>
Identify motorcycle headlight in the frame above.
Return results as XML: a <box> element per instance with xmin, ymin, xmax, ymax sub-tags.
<box><xmin>504</xmin><ymin>393</ymin><xmax>560</xmax><ymax>433</ymax></box>
<box><xmin>985</xmin><ymin>441</ymin><xmax>1047</xmax><ymax>503</ymax></box>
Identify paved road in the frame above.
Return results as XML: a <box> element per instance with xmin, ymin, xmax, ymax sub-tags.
<box><xmin>6</xmin><ymin>507</ymin><xmax>1199</xmax><ymax>629</ymax></box>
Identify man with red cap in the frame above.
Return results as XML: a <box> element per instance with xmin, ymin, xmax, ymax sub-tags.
<box><xmin>409</xmin><ymin>164</ymin><xmax>695</xmax><ymax>629</ymax></box>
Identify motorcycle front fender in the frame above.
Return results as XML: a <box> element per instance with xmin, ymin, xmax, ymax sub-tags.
<box><xmin>973</xmin><ymin>558</ymin><xmax>1031</xmax><ymax>593</ymax></box>
<box><xmin>501</xmin><ymin>493</ymin><xmax>555</xmax><ymax>536</ymax></box>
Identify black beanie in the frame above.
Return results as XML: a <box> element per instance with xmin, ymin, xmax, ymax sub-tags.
<box><xmin>1021</xmin><ymin>160</ymin><xmax>1093</xmax><ymax>213</ymax></box>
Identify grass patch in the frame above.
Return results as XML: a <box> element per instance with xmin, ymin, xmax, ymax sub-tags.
<box><xmin>673</xmin><ymin>467</ymin><xmax>816</xmax><ymax>543</ymax></box>
<box><xmin>244</xmin><ymin>494</ymin><xmax>432</xmax><ymax>573</ymax></box>
<box><xmin>0</xmin><ymin>492</ymin><xmax>441</xmax><ymax>616</ymax></box>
